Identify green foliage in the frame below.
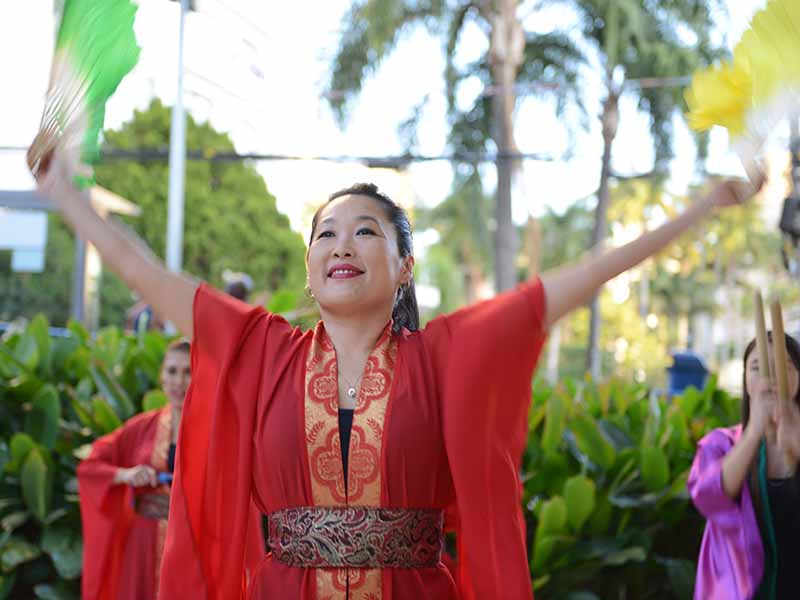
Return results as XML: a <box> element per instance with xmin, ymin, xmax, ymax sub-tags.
<box><xmin>1</xmin><ymin>99</ymin><xmax>307</xmax><ymax>328</ymax></box>
<box><xmin>96</xmin><ymin>99</ymin><xmax>307</xmax><ymax>301</ymax></box>
<box><xmin>415</xmin><ymin>172</ymin><xmax>493</xmax><ymax>314</ymax></box>
<box><xmin>569</xmin><ymin>0</ymin><xmax>724</xmax><ymax>166</ymax></box>
<box><xmin>525</xmin><ymin>375</ymin><xmax>740</xmax><ymax>599</ymax></box>
<box><xmin>534</xmin><ymin>179</ymin><xmax>784</xmax><ymax>386</ymax></box>
<box><xmin>0</xmin><ymin>317</ymin><xmax>170</xmax><ymax>598</ymax></box>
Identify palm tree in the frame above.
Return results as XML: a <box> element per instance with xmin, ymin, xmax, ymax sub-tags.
<box><xmin>416</xmin><ymin>170</ymin><xmax>494</xmax><ymax>305</ymax></box>
<box><xmin>567</xmin><ymin>0</ymin><xmax>724</xmax><ymax>378</ymax></box>
<box><xmin>325</xmin><ymin>0</ymin><xmax>583</xmax><ymax>292</ymax></box>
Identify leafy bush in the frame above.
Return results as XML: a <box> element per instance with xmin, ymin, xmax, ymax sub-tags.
<box><xmin>0</xmin><ymin>316</ymin><xmax>167</xmax><ymax>599</ymax></box>
<box><xmin>524</xmin><ymin>375</ymin><xmax>740</xmax><ymax>599</ymax></box>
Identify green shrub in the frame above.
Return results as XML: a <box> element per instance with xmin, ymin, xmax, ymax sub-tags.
<box><xmin>0</xmin><ymin>316</ymin><xmax>167</xmax><ymax>599</ymax></box>
<box><xmin>524</xmin><ymin>376</ymin><xmax>740</xmax><ymax>599</ymax></box>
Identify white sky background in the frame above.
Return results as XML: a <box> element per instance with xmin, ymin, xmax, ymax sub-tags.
<box><xmin>0</xmin><ymin>0</ymin><xmax>767</xmax><ymax>236</ymax></box>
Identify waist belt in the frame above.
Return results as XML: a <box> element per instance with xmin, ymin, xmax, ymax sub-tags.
<box><xmin>134</xmin><ymin>493</ymin><xmax>170</xmax><ymax>520</ymax></box>
<box><xmin>268</xmin><ymin>506</ymin><xmax>443</xmax><ymax>569</ymax></box>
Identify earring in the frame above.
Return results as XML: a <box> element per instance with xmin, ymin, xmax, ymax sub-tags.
<box><xmin>304</xmin><ymin>284</ymin><xmax>315</xmax><ymax>299</ymax></box>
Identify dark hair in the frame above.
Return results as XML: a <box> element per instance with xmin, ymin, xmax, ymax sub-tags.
<box><xmin>225</xmin><ymin>281</ymin><xmax>250</xmax><ymax>302</ymax></box>
<box><xmin>741</xmin><ymin>331</ymin><xmax>800</xmax><ymax>429</ymax></box>
<box><xmin>308</xmin><ymin>183</ymin><xmax>419</xmax><ymax>333</ymax></box>
<box><xmin>742</xmin><ymin>331</ymin><xmax>800</xmax><ymax>530</ymax></box>
<box><xmin>165</xmin><ymin>339</ymin><xmax>191</xmax><ymax>357</ymax></box>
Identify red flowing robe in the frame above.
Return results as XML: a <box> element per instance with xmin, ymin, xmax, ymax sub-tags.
<box><xmin>78</xmin><ymin>405</ymin><xmax>264</xmax><ymax>599</ymax></box>
<box><xmin>160</xmin><ymin>279</ymin><xmax>547</xmax><ymax>600</ymax></box>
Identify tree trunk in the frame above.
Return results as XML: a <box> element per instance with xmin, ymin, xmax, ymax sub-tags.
<box><xmin>546</xmin><ymin>320</ymin><xmax>562</xmax><ymax>384</ymax></box>
<box><xmin>586</xmin><ymin>90</ymin><xmax>619</xmax><ymax>379</ymax></box>
<box><xmin>488</xmin><ymin>0</ymin><xmax>524</xmax><ymax>292</ymax></box>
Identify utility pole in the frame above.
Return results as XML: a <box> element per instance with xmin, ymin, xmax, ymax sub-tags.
<box><xmin>166</xmin><ymin>0</ymin><xmax>193</xmax><ymax>275</ymax></box>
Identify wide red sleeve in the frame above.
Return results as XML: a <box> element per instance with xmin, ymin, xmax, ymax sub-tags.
<box><xmin>77</xmin><ymin>419</ymin><xmax>147</xmax><ymax>600</ymax></box>
<box><xmin>423</xmin><ymin>278</ymin><xmax>547</xmax><ymax>600</ymax></box>
<box><xmin>159</xmin><ymin>284</ymin><xmax>292</xmax><ymax>600</ymax></box>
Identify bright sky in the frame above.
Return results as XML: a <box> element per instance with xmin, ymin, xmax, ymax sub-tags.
<box><xmin>0</xmin><ymin>0</ymin><xmax>767</xmax><ymax>236</ymax></box>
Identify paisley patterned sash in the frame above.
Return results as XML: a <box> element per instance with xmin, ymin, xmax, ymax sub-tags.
<box><xmin>269</xmin><ymin>506</ymin><xmax>443</xmax><ymax>569</ymax></box>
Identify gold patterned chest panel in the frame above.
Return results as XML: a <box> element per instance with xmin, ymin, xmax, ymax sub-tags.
<box><xmin>304</xmin><ymin>322</ymin><xmax>396</xmax><ymax>599</ymax></box>
<box><xmin>150</xmin><ymin>406</ymin><xmax>172</xmax><ymax>599</ymax></box>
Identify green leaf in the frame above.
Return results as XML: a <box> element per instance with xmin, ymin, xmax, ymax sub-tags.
<box><xmin>66</xmin><ymin>321</ymin><xmax>89</xmax><ymax>346</ymax></box>
<box><xmin>43</xmin><ymin>508</ymin><xmax>69</xmax><ymax>526</ymax></box>
<box><xmin>68</xmin><ymin>396</ymin><xmax>94</xmax><ymax>430</ymax></box>
<box><xmin>21</xmin><ymin>447</ymin><xmax>51</xmax><ymax>522</ymax></box>
<box><xmin>5</xmin><ymin>373</ymin><xmax>43</xmax><ymax>400</ymax></box>
<box><xmin>0</xmin><ymin>441</ymin><xmax>8</xmax><ymax>474</ymax></box>
<box><xmin>587</xmin><ymin>494</ymin><xmax>613</xmax><ymax>537</ymax></box>
<box><xmin>90</xmin><ymin>362</ymin><xmax>134</xmax><ymax>420</ymax></box>
<box><xmin>532</xmin><ymin>495</ymin><xmax>569</xmax><ymax>571</ymax></box>
<box><xmin>564</xmin><ymin>593</ymin><xmax>602</xmax><ymax>600</ymax></box>
<box><xmin>0</xmin><ymin>513</ymin><xmax>28</xmax><ymax>533</ymax></box>
<box><xmin>91</xmin><ymin>398</ymin><xmax>122</xmax><ymax>434</ymax></box>
<box><xmin>660</xmin><ymin>556</ymin><xmax>695</xmax><ymax>600</ymax></box>
<box><xmin>41</xmin><ymin>526</ymin><xmax>83</xmax><ymax>579</ymax></box>
<box><xmin>603</xmin><ymin>546</ymin><xmax>647</xmax><ymax>566</ymax></box>
<box><xmin>570</xmin><ymin>414</ymin><xmax>616</xmax><ymax>470</ymax></box>
<box><xmin>538</xmin><ymin>495</ymin><xmax>568</xmax><ymax>537</ymax></box>
<box><xmin>640</xmin><ymin>446</ymin><xmax>670</xmax><ymax>492</ymax></box>
<box><xmin>0</xmin><ymin>573</ymin><xmax>15</xmax><ymax>600</ymax></box>
<box><xmin>564</xmin><ymin>475</ymin><xmax>596</xmax><ymax>532</ymax></box>
<box><xmin>28</xmin><ymin>316</ymin><xmax>52</xmax><ymax>376</ymax></box>
<box><xmin>25</xmin><ymin>385</ymin><xmax>61</xmax><ymax>449</ymax></box>
<box><xmin>542</xmin><ymin>390</ymin><xmax>567</xmax><ymax>454</ymax></box>
<box><xmin>267</xmin><ymin>289</ymin><xmax>298</xmax><ymax>314</ymax></box>
<box><xmin>50</xmin><ymin>334</ymin><xmax>80</xmax><ymax>375</ymax></box>
<box><xmin>13</xmin><ymin>335</ymin><xmax>39</xmax><ymax>371</ymax></box>
<box><xmin>142</xmin><ymin>390</ymin><xmax>168</xmax><ymax>412</ymax></box>
<box><xmin>7</xmin><ymin>433</ymin><xmax>35</xmax><ymax>473</ymax></box>
<box><xmin>34</xmin><ymin>583</ymin><xmax>80</xmax><ymax>600</ymax></box>
<box><xmin>0</xmin><ymin>537</ymin><xmax>41</xmax><ymax>572</ymax></box>
<box><xmin>677</xmin><ymin>386</ymin><xmax>702</xmax><ymax>419</ymax></box>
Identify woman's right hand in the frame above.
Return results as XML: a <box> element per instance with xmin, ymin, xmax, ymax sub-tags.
<box><xmin>748</xmin><ymin>386</ymin><xmax>775</xmax><ymax>438</ymax></box>
<box><xmin>26</xmin><ymin>141</ymin><xmax>198</xmax><ymax>337</ymax></box>
<box><xmin>33</xmin><ymin>149</ymin><xmax>73</xmax><ymax>198</ymax></box>
<box><xmin>115</xmin><ymin>465</ymin><xmax>158</xmax><ymax>488</ymax></box>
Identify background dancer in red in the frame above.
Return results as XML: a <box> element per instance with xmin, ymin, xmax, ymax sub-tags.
<box><xmin>77</xmin><ymin>339</ymin><xmax>263</xmax><ymax>599</ymax></box>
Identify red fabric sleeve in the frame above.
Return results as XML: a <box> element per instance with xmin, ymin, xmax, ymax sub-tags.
<box><xmin>159</xmin><ymin>284</ymin><xmax>291</xmax><ymax>600</ymax></box>
<box><xmin>424</xmin><ymin>278</ymin><xmax>547</xmax><ymax>600</ymax></box>
<box><xmin>77</xmin><ymin>418</ymin><xmax>149</xmax><ymax>600</ymax></box>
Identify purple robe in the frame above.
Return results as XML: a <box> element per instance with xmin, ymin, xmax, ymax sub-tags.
<box><xmin>688</xmin><ymin>425</ymin><xmax>765</xmax><ymax>600</ymax></box>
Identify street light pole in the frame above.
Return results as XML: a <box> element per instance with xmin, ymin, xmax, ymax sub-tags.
<box><xmin>166</xmin><ymin>0</ymin><xmax>189</xmax><ymax>274</ymax></box>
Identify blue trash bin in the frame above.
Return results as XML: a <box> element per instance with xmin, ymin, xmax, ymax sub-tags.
<box><xmin>667</xmin><ymin>351</ymin><xmax>709</xmax><ymax>396</ymax></box>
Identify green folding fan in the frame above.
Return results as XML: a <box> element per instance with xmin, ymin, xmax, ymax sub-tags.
<box><xmin>28</xmin><ymin>0</ymin><xmax>141</xmax><ymax>187</ymax></box>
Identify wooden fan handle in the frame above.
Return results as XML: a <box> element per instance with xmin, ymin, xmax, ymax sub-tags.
<box><xmin>27</xmin><ymin>131</ymin><xmax>57</xmax><ymax>178</ymax></box>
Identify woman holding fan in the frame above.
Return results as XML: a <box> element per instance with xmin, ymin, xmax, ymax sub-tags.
<box><xmin>690</xmin><ymin>326</ymin><xmax>800</xmax><ymax>600</ymax></box>
<box><xmin>30</xmin><ymin>138</ymin><xmax>759</xmax><ymax>599</ymax></box>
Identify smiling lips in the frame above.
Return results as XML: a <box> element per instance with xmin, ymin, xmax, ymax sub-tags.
<box><xmin>328</xmin><ymin>263</ymin><xmax>364</xmax><ymax>279</ymax></box>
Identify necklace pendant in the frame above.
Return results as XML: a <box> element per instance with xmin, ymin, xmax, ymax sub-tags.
<box><xmin>347</xmin><ymin>387</ymin><xmax>357</xmax><ymax>399</ymax></box>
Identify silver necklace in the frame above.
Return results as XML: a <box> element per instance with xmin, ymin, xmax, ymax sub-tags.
<box><xmin>340</xmin><ymin>371</ymin><xmax>362</xmax><ymax>400</ymax></box>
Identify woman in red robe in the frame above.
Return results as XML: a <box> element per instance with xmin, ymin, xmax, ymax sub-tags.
<box><xmin>77</xmin><ymin>340</ymin><xmax>263</xmax><ymax>599</ymax></box>
<box><xmin>35</xmin><ymin>146</ymin><xmax>758</xmax><ymax>599</ymax></box>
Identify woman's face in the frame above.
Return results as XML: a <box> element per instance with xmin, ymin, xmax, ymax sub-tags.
<box><xmin>161</xmin><ymin>350</ymin><xmax>191</xmax><ymax>409</ymax></box>
<box><xmin>306</xmin><ymin>194</ymin><xmax>413</xmax><ymax>319</ymax></box>
<box><xmin>745</xmin><ymin>342</ymin><xmax>800</xmax><ymax>410</ymax></box>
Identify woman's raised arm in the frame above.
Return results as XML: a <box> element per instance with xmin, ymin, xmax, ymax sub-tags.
<box><xmin>34</xmin><ymin>149</ymin><xmax>198</xmax><ymax>337</ymax></box>
<box><xmin>540</xmin><ymin>178</ymin><xmax>760</xmax><ymax>330</ymax></box>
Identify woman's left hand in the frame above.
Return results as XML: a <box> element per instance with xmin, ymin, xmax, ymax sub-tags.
<box><xmin>776</xmin><ymin>400</ymin><xmax>800</xmax><ymax>473</ymax></box>
<box><xmin>705</xmin><ymin>176</ymin><xmax>764</xmax><ymax>210</ymax></box>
